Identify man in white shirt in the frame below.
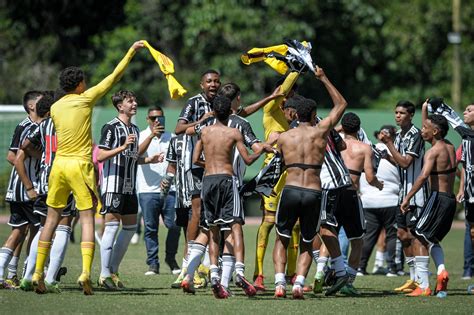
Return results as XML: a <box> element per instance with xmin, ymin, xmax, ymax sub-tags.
<box><xmin>358</xmin><ymin>125</ymin><xmax>400</xmax><ymax>276</ymax></box>
<box><xmin>137</xmin><ymin>106</ymin><xmax>181</xmax><ymax>275</ymax></box>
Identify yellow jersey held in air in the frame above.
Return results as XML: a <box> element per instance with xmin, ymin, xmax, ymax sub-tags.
<box><xmin>51</xmin><ymin>48</ymin><xmax>136</xmax><ymax>160</ymax></box>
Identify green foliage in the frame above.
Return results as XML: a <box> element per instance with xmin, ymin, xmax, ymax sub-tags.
<box><xmin>0</xmin><ymin>0</ymin><xmax>473</xmax><ymax>110</ymax></box>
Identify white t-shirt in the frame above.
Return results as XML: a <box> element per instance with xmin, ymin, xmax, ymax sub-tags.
<box><xmin>360</xmin><ymin>143</ymin><xmax>400</xmax><ymax>208</ymax></box>
<box><xmin>136</xmin><ymin>129</ymin><xmax>175</xmax><ymax>194</ymax></box>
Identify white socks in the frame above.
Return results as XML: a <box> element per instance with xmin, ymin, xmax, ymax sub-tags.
<box><xmin>186</xmin><ymin>242</ymin><xmax>206</xmax><ymax>278</ymax></box>
<box><xmin>235</xmin><ymin>261</ymin><xmax>245</xmax><ymax>277</ymax></box>
<box><xmin>45</xmin><ymin>225</ymin><xmax>71</xmax><ymax>283</ymax></box>
<box><xmin>374</xmin><ymin>250</ymin><xmax>385</xmax><ymax>267</ymax></box>
<box><xmin>316</xmin><ymin>256</ymin><xmax>328</xmax><ymax>273</ymax></box>
<box><xmin>100</xmin><ymin>221</ymin><xmax>120</xmax><ymax>278</ymax></box>
<box><xmin>220</xmin><ymin>254</ymin><xmax>235</xmax><ymax>288</ymax></box>
<box><xmin>0</xmin><ymin>247</ymin><xmax>13</xmax><ymax>281</ymax></box>
<box><xmin>406</xmin><ymin>256</ymin><xmax>416</xmax><ymax>281</ymax></box>
<box><xmin>110</xmin><ymin>224</ymin><xmax>137</xmax><ymax>274</ymax></box>
<box><xmin>415</xmin><ymin>256</ymin><xmax>430</xmax><ymax>289</ymax></box>
<box><xmin>274</xmin><ymin>272</ymin><xmax>286</xmax><ymax>287</ymax></box>
<box><xmin>24</xmin><ymin>228</ymin><xmax>42</xmax><ymax>281</ymax></box>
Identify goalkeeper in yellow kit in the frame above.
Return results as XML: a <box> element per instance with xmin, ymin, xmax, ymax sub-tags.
<box><xmin>32</xmin><ymin>40</ymin><xmax>145</xmax><ymax>295</ymax></box>
<box><xmin>253</xmin><ymin>72</ymin><xmax>300</xmax><ymax>290</ymax></box>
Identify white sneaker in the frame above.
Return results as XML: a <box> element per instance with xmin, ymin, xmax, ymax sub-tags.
<box><xmin>131</xmin><ymin>233</ymin><xmax>140</xmax><ymax>245</ymax></box>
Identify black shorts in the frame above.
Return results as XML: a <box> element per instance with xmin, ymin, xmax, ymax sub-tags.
<box><xmin>100</xmin><ymin>193</ymin><xmax>138</xmax><ymax>216</ymax></box>
<box><xmin>175</xmin><ymin>207</ymin><xmax>192</xmax><ymax>228</ymax></box>
<box><xmin>190</xmin><ymin>168</ymin><xmax>204</xmax><ymax>196</ymax></box>
<box><xmin>320</xmin><ymin>188</ymin><xmax>343</xmax><ymax>227</ymax></box>
<box><xmin>8</xmin><ymin>201</ymin><xmax>40</xmax><ymax>227</ymax></box>
<box><xmin>334</xmin><ymin>189</ymin><xmax>366</xmax><ymax>240</ymax></box>
<box><xmin>465</xmin><ymin>202</ymin><xmax>474</xmax><ymax>224</ymax></box>
<box><xmin>414</xmin><ymin>191</ymin><xmax>456</xmax><ymax>243</ymax></box>
<box><xmin>34</xmin><ymin>194</ymin><xmax>77</xmax><ymax>217</ymax></box>
<box><xmin>201</xmin><ymin>174</ymin><xmax>243</xmax><ymax>227</ymax></box>
<box><xmin>396</xmin><ymin>206</ymin><xmax>419</xmax><ymax>229</ymax></box>
<box><xmin>276</xmin><ymin>185</ymin><xmax>321</xmax><ymax>243</ymax></box>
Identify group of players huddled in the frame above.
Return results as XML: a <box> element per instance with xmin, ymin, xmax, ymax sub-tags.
<box><xmin>0</xmin><ymin>39</ymin><xmax>473</xmax><ymax>300</ymax></box>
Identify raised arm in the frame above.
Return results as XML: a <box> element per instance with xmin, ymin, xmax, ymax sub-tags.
<box><xmin>263</xmin><ymin>72</ymin><xmax>299</xmax><ymax>114</ymax></box>
<box><xmin>401</xmin><ymin>150</ymin><xmax>435</xmax><ymax>212</ymax></box>
<box><xmin>422</xmin><ymin>99</ymin><xmax>429</xmax><ymax>127</ymax></box>
<box><xmin>84</xmin><ymin>41</ymin><xmax>145</xmax><ymax>103</ymax></box>
<box><xmin>239</xmin><ymin>86</ymin><xmax>284</xmax><ymax>117</ymax></box>
<box><xmin>175</xmin><ymin>111</ymin><xmax>214</xmax><ymax>135</ymax></box>
<box><xmin>315</xmin><ymin>66</ymin><xmax>348</xmax><ymax>137</ymax></box>
<box><xmin>363</xmin><ymin>146</ymin><xmax>383</xmax><ymax>190</ymax></box>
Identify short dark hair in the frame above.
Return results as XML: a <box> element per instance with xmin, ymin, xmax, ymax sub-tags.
<box><xmin>428</xmin><ymin>114</ymin><xmax>449</xmax><ymax>138</ymax></box>
<box><xmin>341</xmin><ymin>112</ymin><xmax>361</xmax><ymax>133</ymax></box>
<box><xmin>36</xmin><ymin>95</ymin><xmax>54</xmax><ymax>118</ymax></box>
<box><xmin>217</xmin><ymin>83</ymin><xmax>241</xmax><ymax>101</ymax></box>
<box><xmin>284</xmin><ymin>94</ymin><xmax>305</xmax><ymax>110</ymax></box>
<box><xmin>295</xmin><ymin>97</ymin><xmax>317</xmax><ymax>122</ymax></box>
<box><xmin>59</xmin><ymin>66</ymin><xmax>85</xmax><ymax>92</ymax></box>
<box><xmin>42</xmin><ymin>90</ymin><xmax>55</xmax><ymax>99</ymax></box>
<box><xmin>201</xmin><ymin>69</ymin><xmax>220</xmax><ymax>79</ymax></box>
<box><xmin>147</xmin><ymin>106</ymin><xmax>163</xmax><ymax>114</ymax></box>
<box><xmin>111</xmin><ymin>90</ymin><xmax>136</xmax><ymax>110</ymax></box>
<box><xmin>22</xmin><ymin>90</ymin><xmax>43</xmax><ymax>113</ymax></box>
<box><xmin>396</xmin><ymin>100</ymin><xmax>415</xmax><ymax>114</ymax></box>
<box><xmin>212</xmin><ymin>96</ymin><xmax>232</xmax><ymax>121</ymax></box>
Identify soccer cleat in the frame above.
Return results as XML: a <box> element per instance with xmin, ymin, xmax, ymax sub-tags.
<box><xmin>181</xmin><ymin>275</ymin><xmax>196</xmax><ymax>294</ymax></box>
<box><xmin>434</xmin><ymin>270</ymin><xmax>449</xmax><ymax>294</ymax></box>
<box><xmin>394</xmin><ymin>279</ymin><xmax>418</xmax><ymax>293</ymax></box>
<box><xmin>340</xmin><ymin>283</ymin><xmax>361</xmax><ymax>296</ymax></box>
<box><xmin>45</xmin><ymin>281</ymin><xmax>61</xmax><ymax>293</ymax></box>
<box><xmin>97</xmin><ymin>276</ymin><xmax>117</xmax><ymax>290</ymax></box>
<box><xmin>406</xmin><ymin>286</ymin><xmax>432</xmax><ymax>297</ymax></box>
<box><xmin>274</xmin><ymin>284</ymin><xmax>287</xmax><ymax>298</ymax></box>
<box><xmin>372</xmin><ymin>266</ymin><xmax>387</xmax><ymax>275</ymax></box>
<box><xmin>211</xmin><ymin>278</ymin><xmax>229</xmax><ymax>299</ymax></box>
<box><xmin>235</xmin><ymin>274</ymin><xmax>257</xmax><ymax>297</ymax></box>
<box><xmin>467</xmin><ymin>284</ymin><xmax>474</xmax><ymax>294</ymax></box>
<box><xmin>3</xmin><ymin>278</ymin><xmax>19</xmax><ymax>290</ymax></box>
<box><xmin>7</xmin><ymin>275</ymin><xmax>20</xmax><ymax>287</ymax></box>
<box><xmin>313</xmin><ymin>271</ymin><xmax>325</xmax><ymax>294</ymax></box>
<box><xmin>292</xmin><ymin>286</ymin><xmax>304</xmax><ymax>299</ymax></box>
<box><xmin>20</xmin><ymin>278</ymin><xmax>34</xmax><ymax>291</ymax></box>
<box><xmin>77</xmin><ymin>273</ymin><xmax>93</xmax><ymax>295</ymax></box>
<box><xmin>111</xmin><ymin>273</ymin><xmax>124</xmax><ymax>289</ymax></box>
<box><xmin>171</xmin><ymin>269</ymin><xmax>186</xmax><ymax>289</ymax></box>
<box><xmin>325</xmin><ymin>274</ymin><xmax>349</xmax><ymax>296</ymax></box>
<box><xmin>253</xmin><ymin>275</ymin><xmax>266</xmax><ymax>292</ymax></box>
<box><xmin>32</xmin><ymin>273</ymin><xmax>47</xmax><ymax>294</ymax></box>
<box><xmin>436</xmin><ymin>291</ymin><xmax>448</xmax><ymax>298</ymax></box>
<box><xmin>55</xmin><ymin>267</ymin><xmax>68</xmax><ymax>283</ymax></box>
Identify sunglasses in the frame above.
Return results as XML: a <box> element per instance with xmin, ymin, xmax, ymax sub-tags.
<box><xmin>148</xmin><ymin>116</ymin><xmax>163</xmax><ymax>120</ymax></box>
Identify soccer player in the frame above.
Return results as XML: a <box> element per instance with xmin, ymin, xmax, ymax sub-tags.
<box><xmin>97</xmin><ymin>90</ymin><xmax>163</xmax><ymax>290</ymax></box>
<box><xmin>192</xmin><ymin>96</ymin><xmax>272</xmax><ymax>298</ymax></box>
<box><xmin>254</xmin><ymin>72</ymin><xmax>300</xmax><ymax>291</ymax></box>
<box><xmin>32</xmin><ymin>40</ymin><xmax>145</xmax><ymax>295</ymax></box>
<box><xmin>15</xmin><ymin>95</ymin><xmax>75</xmax><ymax>293</ymax></box>
<box><xmin>337</xmin><ymin>112</ymin><xmax>384</xmax><ymax>295</ymax></box>
<box><xmin>0</xmin><ymin>91</ymin><xmax>42</xmax><ymax>289</ymax></box>
<box><xmin>273</xmin><ymin>67</ymin><xmax>348</xmax><ymax>299</ymax></box>
<box><xmin>400</xmin><ymin>112</ymin><xmax>456</xmax><ymax>297</ymax></box>
<box><xmin>380</xmin><ymin>101</ymin><xmax>428</xmax><ymax>293</ymax></box>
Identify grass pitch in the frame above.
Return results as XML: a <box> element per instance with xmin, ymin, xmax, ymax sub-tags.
<box><xmin>0</xmin><ymin>223</ymin><xmax>472</xmax><ymax>314</ymax></box>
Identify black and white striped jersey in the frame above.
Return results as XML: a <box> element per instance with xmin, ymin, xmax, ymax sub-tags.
<box><xmin>195</xmin><ymin>115</ymin><xmax>260</xmax><ymax>186</ymax></box>
<box><xmin>99</xmin><ymin>118</ymin><xmax>140</xmax><ymax>195</ymax></box>
<box><xmin>6</xmin><ymin>118</ymin><xmax>40</xmax><ymax>202</ymax></box>
<box><xmin>166</xmin><ymin>134</ymin><xmax>191</xmax><ymax>208</ymax></box>
<box><xmin>456</xmin><ymin>126</ymin><xmax>474</xmax><ymax>203</ymax></box>
<box><xmin>179</xmin><ymin>93</ymin><xmax>213</xmax><ymax>174</ymax></box>
<box><xmin>394</xmin><ymin>124</ymin><xmax>428</xmax><ymax>207</ymax></box>
<box><xmin>27</xmin><ymin>117</ymin><xmax>56</xmax><ymax>194</ymax></box>
<box><xmin>321</xmin><ymin>129</ymin><xmax>352</xmax><ymax>190</ymax></box>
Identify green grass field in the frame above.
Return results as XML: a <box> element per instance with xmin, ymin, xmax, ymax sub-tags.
<box><xmin>0</xmin><ymin>223</ymin><xmax>472</xmax><ymax>314</ymax></box>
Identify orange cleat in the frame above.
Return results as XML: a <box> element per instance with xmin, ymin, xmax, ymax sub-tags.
<box><xmin>435</xmin><ymin>270</ymin><xmax>449</xmax><ymax>294</ymax></box>
<box><xmin>181</xmin><ymin>275</ymin><xmax>195</xmax><ymax>294</ymax></box>
<box><xmin>253</xmin><ymin>275</ymin><xmax>266</xmax><ymax>292</ymax></box>
<box><xmin>406</xmin><ymin>286</ymin><xmax>432</xmax><ymax>297</ymax></box>
<box><xmin>292</xmin><ymin>286</ymin><xmax>305</xmax><ymax>299</ymax></box>
<box><xmin>274</xmin><ymin>285</ymin><xmax>286</xmax><ymax>298</ymax></box>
